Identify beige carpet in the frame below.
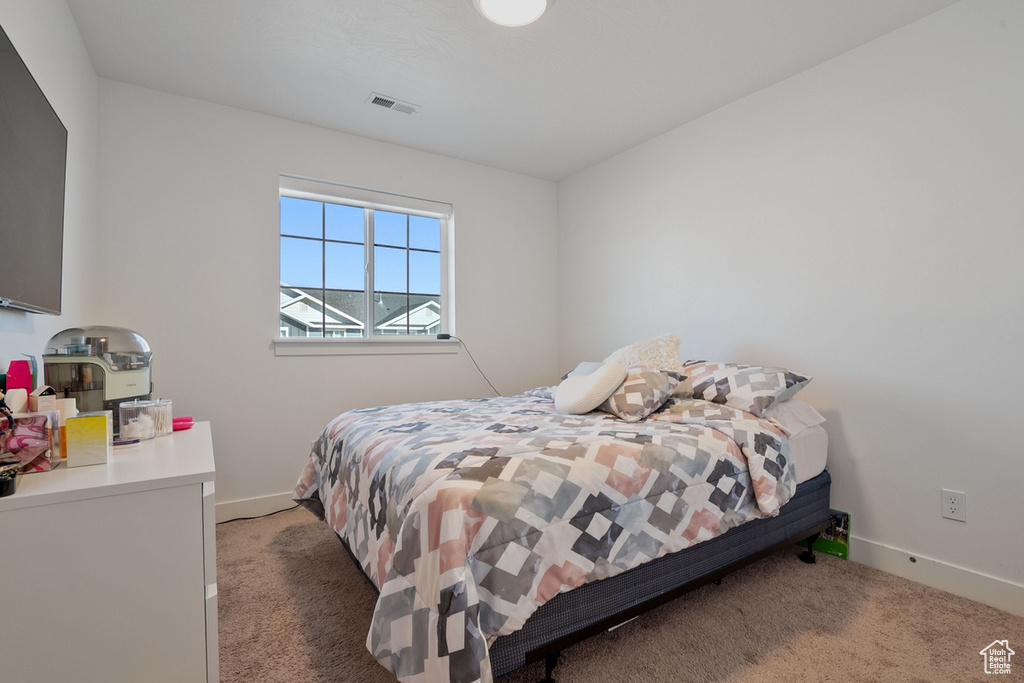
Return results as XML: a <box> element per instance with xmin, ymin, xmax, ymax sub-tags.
<box><xmin>217</xmin><ymin>507</ymin><xmax>1023</xmax><ymax>682</ymax></box>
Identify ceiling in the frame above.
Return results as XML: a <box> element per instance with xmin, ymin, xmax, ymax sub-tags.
<box><xmin>65</xmin><ymin>0</ymin><xmax>959</xmax><ymax>181</ymax></box>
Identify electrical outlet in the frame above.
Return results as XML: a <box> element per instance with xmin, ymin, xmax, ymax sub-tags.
<box><xmin>942</xmin><ymin>489</ymin><xmax>966</xmax><ymax>522</ymax></box>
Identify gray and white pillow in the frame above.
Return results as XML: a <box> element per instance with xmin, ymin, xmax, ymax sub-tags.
<box><xmin>599</xmin><ymin>364</ymin><xmax>682</xmax><ymax>422</ymax></box>
<box><xmin>674</xmin><ymin>361</ymin><xmax>811</xmax><ymax>418</ymax></box>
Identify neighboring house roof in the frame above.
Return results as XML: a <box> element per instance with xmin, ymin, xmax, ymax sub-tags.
<box><xmin>279</xmin><ymin>286</ymin><xmax>441</xmax><ymax>334</ymax></box>
<box><xmin>280</xmin><ymin>286</ymin><xmax>363</xmax><ymax>332</ymax></box>
<box><xmin>376</xmin><ymin>299</ymin><xmax>441</xmax><ymax>332</ymax></box>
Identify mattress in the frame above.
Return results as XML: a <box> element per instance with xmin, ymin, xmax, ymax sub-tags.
<box><xmin>790</xmin><ymin>424</ymin><xmax>828</xmax><ymax>484</ymax></box>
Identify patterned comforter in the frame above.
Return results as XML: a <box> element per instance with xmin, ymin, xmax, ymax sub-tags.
<box><xmin>293</xmin><ymin>389</ymin><xmax>796</xmax><ymax>683</ymax></box>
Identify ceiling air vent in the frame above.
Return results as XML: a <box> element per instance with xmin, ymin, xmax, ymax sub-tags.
<box><xmin>366</xmin><ymin>92</ymin><xmax>420</xmax><ymax>115</ymax></box>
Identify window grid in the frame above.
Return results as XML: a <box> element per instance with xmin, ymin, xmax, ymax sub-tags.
<box><xmin>372</xmin><ymin>214</ymin><xmax>443</xmax><ymax>336</ymax></box>
<box><xmin>280</xmin><ymin>192</ymin><xmax>446</xmax><ymax>340</ymax></box>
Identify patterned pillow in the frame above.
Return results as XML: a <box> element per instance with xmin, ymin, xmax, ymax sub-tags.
<box><xmin>674</xmin><ymin>361</ymin><xmax>811</xmax><ymax>418</ymax></box>
<box><xmin>599</xmin><ymin>365</ymin><xmax>683</xmax><ymax>422</ymax></box>
<box><xmin>603</xmin><ymin>334</ymin><xmax>684</xmax><ymax>373</ymax></box>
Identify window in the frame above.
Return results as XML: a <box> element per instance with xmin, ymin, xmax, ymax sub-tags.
<box><xmin>278</xmin><ymin>176</ymin><xmax>451</xmax><ymax>340</ymax></box>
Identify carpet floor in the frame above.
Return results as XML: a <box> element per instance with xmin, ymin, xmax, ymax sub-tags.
<box><xmin>217</xmin><ymin>507</ymin><xmax>1023</xmax><ymax>682</ymax></box>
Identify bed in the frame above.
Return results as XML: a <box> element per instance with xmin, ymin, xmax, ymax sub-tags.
<box><xmin>293</xmin><ymin>360</ymin><xmax>830</xmax><ymax>683</ymax></box>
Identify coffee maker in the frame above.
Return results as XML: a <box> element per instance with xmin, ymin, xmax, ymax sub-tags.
<box><xmin>43</xmin><ymin>326</ymin><xmax>153</xmax><ymax>435</ymax></box>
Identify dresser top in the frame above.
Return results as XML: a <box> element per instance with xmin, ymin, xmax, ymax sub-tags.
<box><xmin>0</xmin><ymin>421</ymin><xmax>215</xmax><ymax>513</ymax></box>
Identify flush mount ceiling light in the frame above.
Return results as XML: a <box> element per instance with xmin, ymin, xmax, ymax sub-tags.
<box><xmin>473</xmin><ymin>0</ymin><xmax>548</xmax><ymax>27</ymax></box>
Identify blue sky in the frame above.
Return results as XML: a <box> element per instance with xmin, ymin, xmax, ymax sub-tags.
<box><xmin>280</xmin><ymin>197</ymin><xmax>441</xmax><ymax>296</ymax></box>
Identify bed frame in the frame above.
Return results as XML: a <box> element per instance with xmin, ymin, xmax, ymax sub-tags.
<box><xmin>489</xmin><ymin>470</ymin><xmax>832</xmax><ymax>680</ymax></box>
<box><xmin>339</xmin><ymin>470</ymin><xmax>832</xmax><ymax>682</ymax></box>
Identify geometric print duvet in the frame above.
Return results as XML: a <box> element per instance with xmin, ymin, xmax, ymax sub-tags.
<box><xmin>293</xmin><ymin>390</ymin><xmax>796</xmax><ymax>683</ymax></box>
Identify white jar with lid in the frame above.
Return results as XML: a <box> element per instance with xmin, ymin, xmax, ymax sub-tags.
<box><xmin>119</xmin><ymin>400</ymin><xmax>156</xmax><ymax>440</ymax></box>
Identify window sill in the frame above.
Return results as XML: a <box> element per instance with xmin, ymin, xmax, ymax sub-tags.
<box><xmin>272</xmin><ymin>337</ymin><xmax>460</xmax><ymax>357</ymax></box>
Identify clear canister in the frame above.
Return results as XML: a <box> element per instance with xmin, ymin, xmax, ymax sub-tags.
<box><xmin>153</xmin><ymin>399</ymin><xmax>173</xmax><ymax>437</ymax></box>
<box><xmin>119</xmin><ymin>400</ymin><xmax>156</xmax><ymax>440</ymax></box>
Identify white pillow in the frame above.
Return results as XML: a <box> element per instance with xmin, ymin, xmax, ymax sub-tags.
<box><xmin>555</xmin><ymin>363</ymin><xmax>628</xmax><ymax>415</ymax></box>
<box><xmin>763</xmin><ymin>399</ymin><xmax>826</xmax><ymax>436</ymax></box>
<box><xmin>561</xmin><ymin>361</ymin><xmax>604</xmax><ymax>380</ymax></box>
<box><xmin>604</xmin><ymin>334</ymin><xmax>684</xmax><ymax>373</ymax></box>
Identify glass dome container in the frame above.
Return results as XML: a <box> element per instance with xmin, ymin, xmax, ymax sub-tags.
<box><xmin>44</xmin><ymin>326</ymin><xmax>152</xmax><ymax>372</ymax></box>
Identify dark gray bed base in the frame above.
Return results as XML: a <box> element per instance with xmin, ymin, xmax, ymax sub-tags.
<box><xmin>335</xmin><ymin>470</ymin><xmax>832</xmax><ymax>681</ymax></box>
<box><xmin>488</xmin><ymin>470</ymin><xmax>832</xmax><ymax>679</ymax></box>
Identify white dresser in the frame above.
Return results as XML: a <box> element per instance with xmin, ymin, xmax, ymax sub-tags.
<box><xmin>0</xmin><ymin>422</ymin><xmax>218</xmax><ymax>683</ymax></box>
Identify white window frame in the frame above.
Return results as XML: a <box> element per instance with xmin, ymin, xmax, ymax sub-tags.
<box><xmin>274</xmin><ymin>174</ymin><xmax>457</xmax><ymax>357</ymax></box>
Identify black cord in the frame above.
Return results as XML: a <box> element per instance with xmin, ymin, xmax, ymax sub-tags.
<box><xmin>216</xmin><ymin>503</ymin><xmax>300</xmax><ymax>525</ymax></box>
<box><xmin>438</xmin><ymin>334</ymin><xmax>501</xmax><ymax>397</ymax></box>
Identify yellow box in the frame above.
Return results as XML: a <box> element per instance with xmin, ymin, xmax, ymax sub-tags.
<box><xmin>65</xmin><ymin>411</ymin><xmax>113</xmax><ymax>468</ymax></box>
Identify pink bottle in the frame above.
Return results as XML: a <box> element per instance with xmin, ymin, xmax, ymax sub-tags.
<box><xmin>6</xmin><ymin>360</ymin><xmax>33</xmax><ymax>393</ymax></box>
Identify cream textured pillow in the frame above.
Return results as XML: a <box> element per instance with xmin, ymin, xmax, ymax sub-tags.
<box><xmin>554</xmin><ymin>363</ymin><xmax>628</xmax><ymax>415</ymax></box>
<box><xmin>604</xmin><ymin>334</ymin><xmax>684</xmax><ymax>373</ymax></box>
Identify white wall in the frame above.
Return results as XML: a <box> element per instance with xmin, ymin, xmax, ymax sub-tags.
<box><xmin>0</xmin><ymin>0</ymin><xmax>99</xmax><ymax>365</ymax></box>
<box><xmin>558</xmin><ymin>0</ymin><xmax>1024</xmax><ymax>613</ymax></box>
<box><xmin>95</xmin><ymin>79</ymin><xmax>559</xmax><ymax>510</ymax></box>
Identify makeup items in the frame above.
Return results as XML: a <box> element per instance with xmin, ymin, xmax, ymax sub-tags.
<box><xmin>5</xmin><ymin>360</ymin><xmax>32</xmax><ymax>394</ymax></box>
<box><xmin>172</xmin><ymin>416</ymin><xmax>194</xmax><ymax>431</ymax></box>
<box><xmin>3</xmin><ymin>412</ymin><xmax>59</xmax><ymax>472</ymax></box>
<box><xmin>43</xmin><ymin>326</ymin><xmax>153</xmax><ymax>436</ymax></box>
<box><xmin>0</xmin><ymin>457</ymin><xmax>18</xmax><ymax>497</ymax></box>
<box><xmin>153</xmin><ymin>399</ymin><xmax>173</xmax><ymax>436</ymax></box>
<box><xmin>3</xmin><ymin>388</ymin><xmax>28</xmax><ymax>414</ymax></box>
<box><xmin>65</xmin><ymin>411</ymin><xmax>113</xmax><ymax>468</ymax></box>
<box><xmin>119</xmin><ymin>400</ymin><xmax>156</xmax><ymax>440</ymax></box>
<box><xmin>55</xmin><ymin>397</ymin><xmax>78</xmax><ymax>459</ymax></box>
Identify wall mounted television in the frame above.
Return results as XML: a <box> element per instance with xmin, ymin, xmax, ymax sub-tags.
<box><xmin>0</xmin><ymin>20</ymin><xmax>68</xmax><ymax>316</ymax></box>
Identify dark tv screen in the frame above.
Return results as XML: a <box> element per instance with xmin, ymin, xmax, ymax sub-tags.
<box><xmin>0</xmin><ymin>21</ymin><xmax>67</xmax><ymax>315</ymax></box>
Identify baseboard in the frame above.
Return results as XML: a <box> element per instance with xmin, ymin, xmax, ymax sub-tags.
<box><xmin>215</xmin><ymin>492</ymin><xmax>298</xmax><ymax>523</ymax></box>
<box><xmin>851</xmin><ymin>535</ymin><xmax>1024</xmax><ymax>618</ymax></box>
